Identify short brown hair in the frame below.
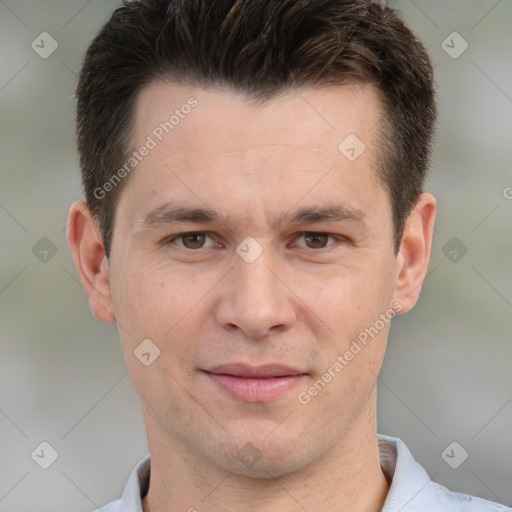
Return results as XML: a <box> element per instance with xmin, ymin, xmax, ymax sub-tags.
<box><xmin>76</xmin><ymin>0</ymin><xmax>436</xmax><ymax>257</ymax></box>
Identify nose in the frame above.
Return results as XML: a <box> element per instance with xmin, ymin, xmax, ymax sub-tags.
<box><xmin>215</xmin><ymin>243</ymin><xmax>297</xmax><ymax>340</ymax></box>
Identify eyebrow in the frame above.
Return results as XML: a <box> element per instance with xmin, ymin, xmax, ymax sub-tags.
<box><xmin>286</xmin><ymin>205</ymin><xmax>366</xmax><ymax>225</ymax></box>
<box><xmin>137</xmin><ymin>202</ymin><xmax>367</xmax><ymax>231</ymax></box>
<box><xmin>139</xmin><ymin>203</ymin><xmax>227</xmax><ymax>229</ymax></box>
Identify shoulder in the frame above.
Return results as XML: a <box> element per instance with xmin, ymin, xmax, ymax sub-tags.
<box><xmin>92</xmin><ymin>500</ymin><xmax>122</xmax><ymax>512</ymax></box>
<box><xmin>411</xmin><ymin>479</ymin><xmax>512</xmax><ymax>511</ymax></box>
<box><xmin>92</xmin><ymin>455</ymin><xmax>150</xmax><ymax>512</ymax></box>
<box><xmin>378</xmin><ymin>435</ymin><xmax>511</xmax><ymax>512</ymax></box>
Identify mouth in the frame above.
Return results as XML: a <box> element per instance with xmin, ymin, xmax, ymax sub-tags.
<box><xmin>202</xmin><ymin>363</ymin><xmax>308</xmax><ymax>402</ymax></box>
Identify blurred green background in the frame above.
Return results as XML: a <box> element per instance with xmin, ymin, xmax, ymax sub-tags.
<box><xmin>0</xmin><ymin>1</ymin><xmax>511</xmax><ymax>510</ymax></box>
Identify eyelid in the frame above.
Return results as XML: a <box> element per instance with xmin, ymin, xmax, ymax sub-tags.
<box><xmin>292</xmin><ymin>232</ymin><xmax>341</xmax><ymax>249</ymax></box>
<box><xmin>167</xmin><ymin>232</ymin><xmax>218</xmax><ymax>249</ymax></box>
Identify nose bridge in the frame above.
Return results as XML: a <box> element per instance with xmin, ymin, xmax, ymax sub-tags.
<box><xmin>234</xmin><ymin>241</ymin><xmax>281</xmax><ymax>310</ymax></box>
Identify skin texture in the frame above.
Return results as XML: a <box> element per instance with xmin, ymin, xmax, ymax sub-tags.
<box><xmin>67</xmin><ymin>82</ymin><xmax>436</xmax><ymax>512</ymax></box>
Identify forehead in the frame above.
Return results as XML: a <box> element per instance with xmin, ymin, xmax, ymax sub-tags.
<box><xmin>117</xmin><ymin>81</ymin><xmax>388</xmax><ymax>231</ymax></box>
<box><xmin>132</xmin><ymin>80</ymin><xmax>383</xmax><ymax>156</ymax></box>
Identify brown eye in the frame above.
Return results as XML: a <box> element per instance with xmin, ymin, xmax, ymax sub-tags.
<box><xmin>304</xmin><ymin>232</ymin><xmax>330</xmax><ymax>249</ymax></box>
<box><xmin>179</xmin><ymin>233</ymin><xmax>206</xmax><ymax>249</ymax></box>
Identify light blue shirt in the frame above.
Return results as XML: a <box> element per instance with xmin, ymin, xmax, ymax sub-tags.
<box><xmin>96</xmin><ymin>435</ymin><xmax>511</xmax><ymax>511</ymax></box>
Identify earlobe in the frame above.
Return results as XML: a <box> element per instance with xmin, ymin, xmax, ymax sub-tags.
<box><xmin>394</xmin><ymin>193</ymin><xmax>437</xmax><ymax>313</ymax></box>
<box><xmin>66</xmin><ymin>200</ymin><xmax>116</xmax><ymax>323</ymax></box>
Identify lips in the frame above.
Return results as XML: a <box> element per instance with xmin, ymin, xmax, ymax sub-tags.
<box><xmin>202</xmin><ymin>363</ymin><xmax>308</xmax><ymax>402</ymax></box>
<box><xmin>204</xmin><ymin>363</ymin><xmax>306</xmax><ymax>379</ymax></box>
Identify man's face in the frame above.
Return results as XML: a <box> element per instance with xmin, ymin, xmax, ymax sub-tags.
<box><xmin>108</xmin><ymin>82</ymin><xmax>401</xmax><ymax>476</ymax></box>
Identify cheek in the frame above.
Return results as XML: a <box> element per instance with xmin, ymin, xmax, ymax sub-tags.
<box><xmin>298</xmin><ymin>255</ymin><xmax>396</xmax><ymax>394</ymax></box>
<box><xmin>110</xmin><ymin>258</ymin><xmax>195</xmax><ymax>344</ymax></box>
<box><xmin>112</xmin><ymin>265</ymin><xmax>207</xmax><ymax>394</ymax></box>
<box><xmin>306</xmin><ymin>260</ymin><xmax>396</xmax><ymax>335</ymax></box>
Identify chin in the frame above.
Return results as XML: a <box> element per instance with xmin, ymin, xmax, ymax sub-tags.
<box><xmin>230</xmin><ymin>455</ymin><xmax>304</xmax><ymax>479</ymax></box>
<box><xmin>218</xmin><ymin>436</ymin><xmax>313</xmax><ymax>479</ymax></box>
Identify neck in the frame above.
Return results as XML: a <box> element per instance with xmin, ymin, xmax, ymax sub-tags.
<box><xmin>142</xmin><ymin>395</ymin><xmax>389</xmax><ymax>512</ymax></box>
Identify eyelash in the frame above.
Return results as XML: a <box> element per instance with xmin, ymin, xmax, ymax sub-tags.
<box><xmin>166</xmin><ymin>232</ymin><xmax>343</xmax><ymax>251</ymax></box>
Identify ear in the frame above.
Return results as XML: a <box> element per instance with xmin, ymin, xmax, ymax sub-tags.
<box><xmin>66</xmin><ymin>200</ymin><xmax>116</xmax><ymax>323</ymax></box>
<box><xmin>394</xmin><ymin>193</ymin><xmax>437</xmax><ymax>313</ymax></box>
